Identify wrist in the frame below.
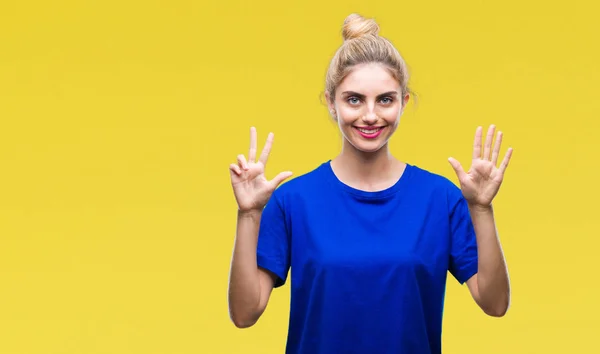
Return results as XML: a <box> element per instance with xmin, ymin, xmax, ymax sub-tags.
<box><xmin>238</xmin><ymin>208</ymin><xmax>263</xmax><ymax>218</ymax></box>
<box><xmin>468</xmin><ymin>202</ymin><xmax>493</xmax><ymax>214</ymax></box>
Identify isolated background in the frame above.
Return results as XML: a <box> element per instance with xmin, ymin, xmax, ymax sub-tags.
<box><xmin>1</xmin><ymin>0</ymin><xmax>598</xmax><ymax>353</ymax></box>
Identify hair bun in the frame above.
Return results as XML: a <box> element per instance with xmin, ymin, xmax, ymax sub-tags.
<box><xmin>342</xmin><ymin>13</ymin><xmax>380</xmax><ymax>41</ymax></box>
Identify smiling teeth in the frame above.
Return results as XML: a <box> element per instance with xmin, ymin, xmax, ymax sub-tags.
<box><xmin>358</xmin><ymin>128</ymin><xmax>381</xmax><ymax>134</ymax></box>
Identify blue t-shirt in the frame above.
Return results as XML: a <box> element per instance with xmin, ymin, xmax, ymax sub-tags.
<box><xmin>256</xmin><ymin>160</ymin><xmax>478</xmax><ymax>354</ymax></box>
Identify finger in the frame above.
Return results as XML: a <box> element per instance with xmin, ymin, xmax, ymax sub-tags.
<box><xmin>448</xmin><ymin>157</ymin><xmax>467</xmax><ymax>181</ymax></box>
<box><xmin>483</xmin><ymin>125</ymin><xmax>495</xmax><ymax>160</ymax></box>
<box><xmin>259</xmin><ymin>132</ymin><xmax>274</xmax><ymax>167</ymax></box>
<box><xmin>248</xmin><ymin>127</ymin><xmax>257</xmax><ymax>163</ymax></box>
<box><xmin>499</xmin><ymin>147</ymin><xmax>513</xmax><ymax>173</ymax></box>
<box><xmin>270</xmin><ymin>171</ymin><xmax>293</xmax><ymax>188</ymax></box>
<box><xmin>472</xmin><ymin>126</ymin><xmax>483</xmax><ymax>160</ymax></box>
<box><xmin>229</xmin><ymin>163</ymin><xmax>242</xmax><ymax>176</ymax></box>
<box><xmin>492</xmin><ymin>131</ymin><xmax>503</xmax><ymax>166</ymax></box>
<box><xmin>237</xmin><ymin>154</ymin><xmax>249</xmax><ymax>170</ymax></box>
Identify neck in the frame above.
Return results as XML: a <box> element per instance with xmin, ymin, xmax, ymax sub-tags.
<box><xmin>330</xmin><ymin>140</ymin><xmax>404</xmax><ymax>191</ymax></box>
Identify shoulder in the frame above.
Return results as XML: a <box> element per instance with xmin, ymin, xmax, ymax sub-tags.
<box><xmin>270</xmin><ymin>161</ymin><xmax>330</xmax><ymax>202</ymax></box>
<box><xmin>406</xmin><ymin>163</ymin><xmax>464</xmax><ymax>205</ymax></box>
<box><xmin>407</xmin><ymin>163</ymin><xmax>459</xmax><ymax>190</ymax></box>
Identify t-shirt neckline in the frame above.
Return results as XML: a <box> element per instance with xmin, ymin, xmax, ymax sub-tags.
<box><xmin>321</xmin><ymin>159</ymin><xmax>413</xmax><ymax>200</ymax></box>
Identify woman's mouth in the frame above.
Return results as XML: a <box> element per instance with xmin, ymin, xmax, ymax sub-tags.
<box><xmin>354</xmin><ymin>126</ymin><xmax>385</xmax><ymax>139</ymax></box>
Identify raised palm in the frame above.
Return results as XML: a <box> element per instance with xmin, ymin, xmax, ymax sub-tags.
<box><xmin>448</xmin><ymin>125</ymin><xmax>513</xmax><ymax>207</ymax></box>
<box><xmin>229</xmin><ymin>127</ymin><xmax>293</xmax><ymax>212</ymax></box>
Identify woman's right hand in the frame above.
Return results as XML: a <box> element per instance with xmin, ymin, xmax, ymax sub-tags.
<box><xmin>229</xmin><ymin>127</ymin><xmax>293</xmax><ymax>213</ymax></box>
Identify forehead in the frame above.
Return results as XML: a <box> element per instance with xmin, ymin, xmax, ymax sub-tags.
<box><xmin>337</xmin><ymin>63</ymin><xmax>400</xmax><ymax>95</ymax></box>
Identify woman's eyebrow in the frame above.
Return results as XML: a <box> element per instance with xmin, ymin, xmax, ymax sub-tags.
<box><xmin>341</xmin><ymin>91</ymin><xmax>399</xmax><ymax>98</ymax></box>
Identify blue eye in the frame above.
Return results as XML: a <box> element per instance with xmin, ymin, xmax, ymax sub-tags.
<box><xmin>380</xmin><ymin>97</ymin><xmax>393</xmax><ymax>104</ymax></box>
<box><xmin>347</xmin><ymin>97</ymin><xmax>360</xmax><ymax>105</ymax></box>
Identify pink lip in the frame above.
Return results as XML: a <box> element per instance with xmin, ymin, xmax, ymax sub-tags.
<box><xmin>354</xmin><ymin>126</ymin><xmax>385</xmax><ymax>139</ymax></box>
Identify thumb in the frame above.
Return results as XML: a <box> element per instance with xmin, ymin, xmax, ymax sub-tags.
<box><xmin>448</xmin><ymin>157</ymin><xmax>466</xmax><ymax>180</ymax></box>
<box><xmin>270</xmin><ymin>171</ymin><xmax>293</xmax><ymax>188</ymax></box>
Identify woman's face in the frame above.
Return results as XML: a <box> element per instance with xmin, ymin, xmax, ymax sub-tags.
<box><xmin>327</xmin><ymin>63</ymin><xmax>409</xmax><ymax>154</ymax></box>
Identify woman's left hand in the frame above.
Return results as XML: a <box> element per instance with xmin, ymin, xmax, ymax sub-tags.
<box><xmin>448</xmin><ymin>125</ymin><xmax>513</xmax><ymax>208</ymax></box>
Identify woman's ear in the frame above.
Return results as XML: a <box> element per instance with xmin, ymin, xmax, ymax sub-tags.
<box><xmin>325</xmin><ymin>92</ymin><xmax>337</xmax><ymax>120</ymax></box>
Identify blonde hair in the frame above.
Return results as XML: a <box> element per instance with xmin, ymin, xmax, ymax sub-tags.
<box><xmin>325</xmin><ymin>14</ymin><xmax>411</xmax><ymax>104</ymax></box>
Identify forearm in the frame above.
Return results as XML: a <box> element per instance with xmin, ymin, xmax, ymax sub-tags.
<box><xmin>469</xmin><ymin>204</ymin><xmax>510</xmax><ymax>315</ymax></box>
<box><xmin>228</xmin><ymin>209</ymin><xmax>264</xmax><ymax>326</ymax></box>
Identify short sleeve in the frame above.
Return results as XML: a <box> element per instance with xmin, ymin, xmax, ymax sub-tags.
<box><xmin>256</xmin><ymin>191</ymin><xmax>291</xmax><ymax>288</ymax></box>
<box><xmin>447</xmin><ymin>184</ymin><xmax>479</xmax><ymax>284</ymax></box>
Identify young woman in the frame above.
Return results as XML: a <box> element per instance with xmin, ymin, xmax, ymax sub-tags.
<box><xmin>227</xmin><ymin>13</ymin><xmax>512</xmax><ymax>354</ymax></box>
